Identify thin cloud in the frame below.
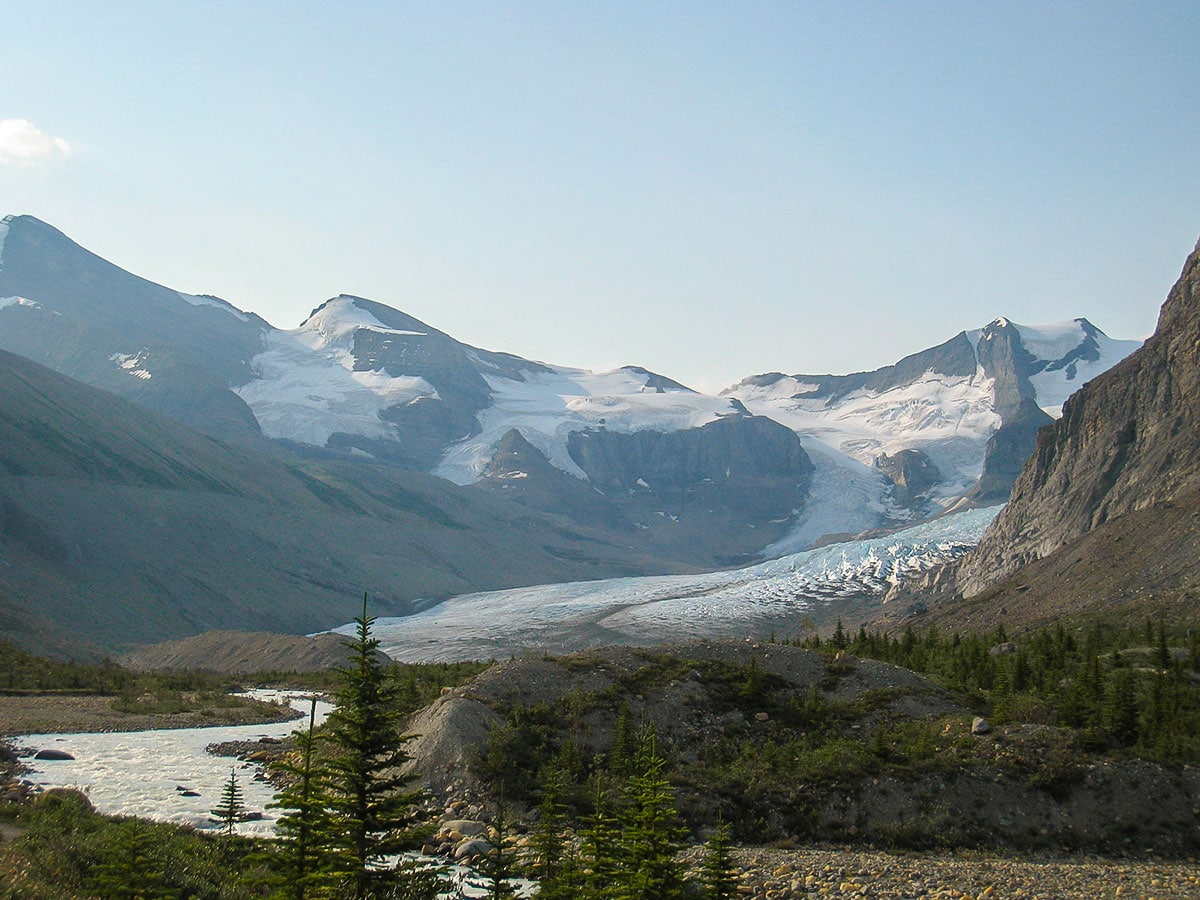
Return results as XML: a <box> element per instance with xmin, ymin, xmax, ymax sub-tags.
<box><xmin>0</xmin><ymin>118</ymin><xmax>71</xmax><ymax>166</ymax></box>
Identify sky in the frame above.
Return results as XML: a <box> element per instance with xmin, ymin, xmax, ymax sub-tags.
<box><xmin>2</xmin><ymin>2</ymin><xmax>1198</xmax><ymax>393</ymax></box>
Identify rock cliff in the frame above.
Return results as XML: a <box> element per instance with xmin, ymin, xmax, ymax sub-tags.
<box><xmin>958</xmin><ymin>238</ymin><xmax>1200</xmax><ymax>597</ymax></box>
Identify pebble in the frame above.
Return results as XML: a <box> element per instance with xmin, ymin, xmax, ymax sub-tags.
<box><xmin>680</xmin><ymin>846</ymin><xmax>1200</xmax><ymax>899</ymax></box>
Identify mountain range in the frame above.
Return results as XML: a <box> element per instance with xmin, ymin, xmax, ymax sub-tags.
<box><xmin>0</xmin><ymin>213</ymin><xmax>1161</xmax><ymax>653</ymax></box>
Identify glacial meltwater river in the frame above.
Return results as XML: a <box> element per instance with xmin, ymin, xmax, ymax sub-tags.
<box><xmin>14</xmin><ymin>690</ymin><xmax>331</xmax><ymax>836</ymax></box>
<box><xmin>13</xmin><ymin>691</ymin><xmax>534</xmax><ymax>897</ymax></box>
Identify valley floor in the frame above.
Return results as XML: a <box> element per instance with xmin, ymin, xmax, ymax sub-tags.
<box><xmin>713</xmin><ymin>845</ymin><xmax>1200</xmax><ymax>899</ymax></box>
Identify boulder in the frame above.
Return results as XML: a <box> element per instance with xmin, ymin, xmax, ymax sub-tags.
<box><xmin>442</xmin><ymin>818</ymin><xmax>488</xmax><ymax>837</ymax></box>
<box><xmin>33</xmin><ymin>748</ymin><xmax>75</xmax><ymax>761</ymax></box>
<box><xmin>454</xmin><ymin>837</ymin><xmax>494</xmax><ymax>860</ymax></box>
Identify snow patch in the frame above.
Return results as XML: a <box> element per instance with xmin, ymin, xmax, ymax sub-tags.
<box><xmin>297</xmin><ymin>296</ymin><xmax>427</xmax><ymax>350</ymax></box>
<box><xmin>0</xmin><ymin>217</ymin><xmax>9</xmax><ymax>269</ymax></box>
<box><xmin>434</xmin><ymin>366</ymin><xmax>738</xmax><ymax>484</ymax></box>
<box><xmin>732</xmin><ymin>367</ymin><xmax>1000</xmax><ymax>502</ymax></box>
<box><xmin>0</xmin><ymin>295</ymin><xmax>42</xmax><ymax>312</ymax></box>
<box><xmin>177</xmin><ymin>291</ymin><xmax>252</xmax><ymax>321</ymax></box>
<box><xmin>1021</xmin><ymin>322</ymin><xmax>1141</xmax><ymax>418</ymax></box>
<box><xmin>110</xmin><ymin>350</ymin><xmax>153</xmax><ymax>380</ymax></box>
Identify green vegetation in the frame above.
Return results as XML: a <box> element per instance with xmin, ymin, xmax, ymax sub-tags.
<box><xmin>4</xmin><ymin>617</ymin><xmax>1200</xmax><ymax>895</ymax></box>
<box><xmin>0</xmin><ymin>789</ymin><xmax>263</xmax><ymax>899</ymax></box>
<box><xmin>211</xmin><ymin>769</ymin><xmax>246</xmax><ymax>836</ymax></box>
<box><xmin>533</xmin><ymin>726</ymin><xmax>689</xmax><ymax>900</ymax></box>
<box><xmin>317</xmin><ymin>596</ymin><xmax>427</xmax><ymax>898</ymax></box>
<box><xmin>0</xmin><ymin>598</ymin><xmax>488</xmax><ymax>899</ymax></box>
<box><xmin>803</xmin><ymin>618</ymin><xmax>1200</xmax><ymax>765</ymax></box>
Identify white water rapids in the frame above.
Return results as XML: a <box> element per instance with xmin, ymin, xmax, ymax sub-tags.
<box><xmin>14</xmin><ymin>690</ymin><xmax>330</xmax><ymax>836</ymax></box>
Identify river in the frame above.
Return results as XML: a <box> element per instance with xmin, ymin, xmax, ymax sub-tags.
<box><xmin>13</xmin><ymin>690</ymin><xmax>533</xmax><ymax>896</ymax></box>
<box><xmin>14</xmin><ymin>690</ymin><xmax>330</xmax><ymax>837</ymax></box>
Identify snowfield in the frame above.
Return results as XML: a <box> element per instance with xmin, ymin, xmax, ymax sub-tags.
<box><xmin>731</xmin><ymin>368</ymin><xmax>1001</xmax><ymax>503</ymax></box>
<box><xmin>236</xmin><ymin>326</ymin><xmax>438</xmax><ymax>446</ymax></box>
<box><xmin>434</xmin><ymin>366</ymin><xmax>737</xmax><ymax>484</ymax></box>
<box><xmin>339</xmin><ymin>506</ymin><xmax>1001</xmax><ymax>662</ymax></box>
<box><xmin>1006</xmin><ymin>320</ymin><xmax>1142</xmax><ymax>418</ymax></box>
<box><xmin>234</xmin><ymin>299</ymin><xmax>1139</xmax><ymax>554</ymax></box>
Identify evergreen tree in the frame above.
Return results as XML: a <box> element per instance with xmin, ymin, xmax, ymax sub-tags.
<box><xmin>1104</xmin><ymin>667</ymin><xmax>1140</xmax><ymax>746</ymax></box>
<box><xmin>609</xmin><ymin>701</ymin><xmax>635</xmax><ymax>777</ymax></box>
<box><xmin>88</xmin><ymin>819</ymin><xmax>180</xmax><ymax>899</ymax></box>
<box><xmin>831</xmin><ymin>619</ymin><xmax>848</xmax><ymax>651</ymax></box>
<box><xmin>578</xmin><ymin>775</ymin><xmax>623</xmax><ymax>899</ymax></box>
<box><xmin>322</xmin><ymin>593</ymin><xmax>427</xmax><ymax>898</ymax></box>
<box><xmin>1156</xmin><ymin>622</ymin><xmax>1172</xmax><ymax>670</ymax></box>
<box><xmin>268</xmin><ymin>696</ymin><xmax>337</xmax><ymax>899</ymax></box>
<box><xmin>474</xmin><ymin>801</ymin><xmax>518</xmax><ymax>899</ymax></box>
<box><xmin>527</xmin><ymin>767</ymin><xmax>567</xmax><ymax>886</ymax></box>
<box><xmin>616</xmin><ymin>727</ymin><xmax>686</xmax><ymax>900</ymax></box>
<box><xmin>699</xmin><ymin>819</ymin><xmax>738</xmax><ymax>900</ymax></box>
<box><xmin>211</xmin><ymin>768</ymin><xmax>244</xmax><ymax>836</ymax></box>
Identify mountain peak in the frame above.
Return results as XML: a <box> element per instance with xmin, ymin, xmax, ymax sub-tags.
<box><xmin>297</xmin><ymin>295</ymin><xmax>433</xmax><ymax>349</ymax></box>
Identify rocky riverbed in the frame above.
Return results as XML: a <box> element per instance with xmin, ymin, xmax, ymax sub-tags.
<box><xmin>703</xmin><ymin>846</ymin><xmax>1200</xmax><ymax>899</ymax></box>
<box><xmin>417</xmin><ymin>808</ymin><xmax>1200</xmax><ymax>900</ymax></box>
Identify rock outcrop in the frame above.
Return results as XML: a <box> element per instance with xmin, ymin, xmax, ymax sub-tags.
<box><xmin>875</xmin><ymin>449</ymin><xmax>941</xmax><ymax>507</ymax></box>
<box><xmin>958</xmin><ymin>238</ymin><xmax>1200</xmax><ymax>597</ymax></box>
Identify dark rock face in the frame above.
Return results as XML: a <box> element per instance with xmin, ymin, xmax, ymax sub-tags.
<box><xmin>566</xmin><ymin>413</ymin><xmax>813</xmax><ymax>522</ymax></box>
<box><xmin>315</xmin><ymin>296</ymin><xmax>552</xmax><ymax>469</ymax></box>
<box><xmin>967</xmin><ymin>399</ymin><xmax>1054</xmax><ymax>505</ymax></box>
<box><xmin>875</xmin><ymin>449</ymin><xmax>941</xmax><ymax>507</ymax></box>
<box><xmin>974</xmin><ymin>319</ymin><xmax>1039</xmax><ymax>420</ymax></box>
<box><xmin>732</xmin><ymin>323</ymin><xmax>1111</xmax><ymax>506</ymax></box>
<box><xmin>959</xmin><ymin>239</ymin><xmax>1200</xmax><ymax>596</ymax></box>
<box><xmin>470</xmin><ymin>414</ymin><xmax>816</xmax><ymax>566</ymax></box>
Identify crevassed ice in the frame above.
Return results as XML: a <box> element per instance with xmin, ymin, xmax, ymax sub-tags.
<box><xmin>342</xmin><ymin>506</ymin><xmax>1001</xmax><ymax>662</ymax></box>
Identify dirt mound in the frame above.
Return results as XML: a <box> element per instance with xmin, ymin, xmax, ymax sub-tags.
<box><xmin>119</xmin><ymin>630</ymin><xmax>373</xmax><ymax>673</ymax></box>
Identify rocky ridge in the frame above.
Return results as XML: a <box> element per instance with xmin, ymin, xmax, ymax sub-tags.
<box><xmin>958</xmin><ymin>238</ymin><xmax>1200</xmax><ymax>598</ymax></box>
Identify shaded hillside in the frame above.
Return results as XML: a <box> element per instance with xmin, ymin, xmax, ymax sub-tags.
<box><xmin>0</xmin><ymin>350</ymin><xmax>694</xmax><ymax>653</ymax></box>
<box><xmin>958</xmin><ymin>238</ymin><xmax>1200</xmax><ymax>599</ymax></box>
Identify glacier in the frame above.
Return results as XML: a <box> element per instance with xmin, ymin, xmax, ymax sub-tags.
<box><xmin>338</xmin><ymin>506</ymin><xmax>1001</xmax><ymax>662</ymax></box>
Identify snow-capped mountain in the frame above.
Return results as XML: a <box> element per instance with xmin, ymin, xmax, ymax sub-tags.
<box><xmin>726</xmin><ymin>318</ymin><xmax>1141</xmax><ymax>549</ymax></box>
<box><xmin>0</xmin><ymin>214</ymin><xmax>1142</xmax><ymax>567</ymax></box>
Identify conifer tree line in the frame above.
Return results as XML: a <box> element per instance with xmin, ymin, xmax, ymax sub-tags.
<box><xmin>799</xmin><ymin>617</ymin><xmax>1200</xmax><ymax>763</ymax></box>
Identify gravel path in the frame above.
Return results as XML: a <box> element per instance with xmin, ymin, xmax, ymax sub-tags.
<box><xmin>710</xmin><ymin>846</ymin><xmax>1200</xmax><ymax>899</ymax></box>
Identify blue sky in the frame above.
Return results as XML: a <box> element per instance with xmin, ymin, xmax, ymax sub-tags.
<box><xmin>2</xmin><ymin>2</ymin><xmax>1197</xmax><ymax>391</ymax></box>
